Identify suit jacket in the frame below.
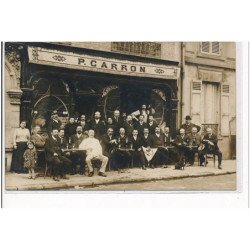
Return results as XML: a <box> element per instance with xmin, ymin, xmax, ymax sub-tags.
<box><xmin>89</xmin><ymin>119</ymin><xmax>106</xmax><ymax>139</ymax></box>
<box><xmin>202</xmin><ymin>134</ymin><xmax>219</xmax><ymax>150</ymax></box>
<box><xmin>163</xmin><ymin>133</ymin><xmax>172</xmax><ymax>146</ymax></box>
<box><xmin>77</xmin><ymin>121</ymin><xmax>89</xmax><ymax>132</ymax></box>
<box><xmin>57</xmin><ymin>135</ymin><xmax>68</xmax><ymax>148</ymax></box>
<box><xmin>188</xmin><ymin>133</ymin><xmax>202</xmax><ymax>146</ymax></box>
<box><xmin>112</xmin><ymin>117</ymin><xmax>123</xmax><ymax>134</ymax></box>
<box><xmin>141</xmin><ymin>135</ymin><xmax>154</xmax><ymax>148</ymax></box>
<box><xmin>151</xmin><ymin>133</ymin><xmax>165</xmax><ymax>147</ymax></box>
<box><xmin>130</xmin><ymin>136</ymin><xmax>143</xmax><ymax>151</ymax></box>
<box><xmin>123</xmin><ymin>121</ymin><xmax>134</xmax><ymax>137</ymax></box>
<box><xmin>44</xmin><ymin>136</ymin><xmax>62</xmax><ymax>161</ymax></box>
<box><xmin>147</xmin><ymin>121</ymin><xmax>158</xmax><ymax>134</ymax></box>
<box><xmin>180</xmin><ymin>123</ymin><xmax>201</xmax><ymax>135</ymax></box>
<box><xmin>47</xmin><ymin>119</ymin><xmax>62</xmax><ymax>132</ymax></box>
<box><xmin>70</xmin><ymin>133</ymin><xmax>88</xmax><ymax>148</ymax></box>
<box><xmin>30</xmin><ymin>134</ymin><xmax>46</xmax><ymax>148</ymax></box>
<box><xmin>101</xmin><ymin>134</ymin><xmax>116</xmax><ymax>155</ymax></box>
<box><xmin>135</xmin><ymin>121</ymin><xmax>148</xmax><ymax>136</ymax></box>
<box><xmin>116</xmin><ymin>135</ymin><xmax>130</xmax><ymax>148</ymax></box>
<box><xmin>174</xmin><ymin>134</ymin><xmax>190</xmax><ymax>146</ymax></box>
<box><xmin>64</xmin><ymin>123</ymin><xmax>77</xmax><ymax>140</ymax></box>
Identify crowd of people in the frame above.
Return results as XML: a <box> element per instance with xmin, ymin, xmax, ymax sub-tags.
<box><xmin>10</xmin><ymin>105</ymin><xmax>223</xmax><ymax>182</ymax></box>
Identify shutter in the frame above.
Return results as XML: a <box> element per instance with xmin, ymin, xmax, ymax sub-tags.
<box><xmin>221</xmin><ymin>84</ymin><xmax>230</xmax><ymax>136</ymax></box>
<box><xmin>201</xmin><ymin>42</ymin><xmax>210</xmax><ymax>53</ymax></box>
<box><xmin>212</xmin><ymin>42</ymin><xmax>220</xmax><ymax>54</ymax></box>
<box><xmin>191</xmin><ymin>80</ymin><xmax>202</xmax><ymax>125</ymax></box>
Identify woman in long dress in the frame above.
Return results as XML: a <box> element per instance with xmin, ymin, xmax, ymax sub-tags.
<box><xmin>10</xmin><ymin>121</ymin><xmax>30</xmax><ymax>173</ymax></box>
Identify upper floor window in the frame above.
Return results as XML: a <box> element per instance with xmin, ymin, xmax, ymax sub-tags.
<box><xmin>111</xmin><ymin>42</ymin><xmax>161</xmax><ymax>58</ymax></box>
<box><xmin>201</xmin><ymin>42</ymin><xmax>220</xmax><ymax>55</ymax></box>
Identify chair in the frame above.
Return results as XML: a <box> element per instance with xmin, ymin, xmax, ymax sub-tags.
<box><xmin>204</xmin><ymin>153</ymin><xmax>216</xmax><ymax>168</ymax></box>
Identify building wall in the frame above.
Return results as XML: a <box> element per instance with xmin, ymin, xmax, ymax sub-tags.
<box><xmin>4</xmin><ymin>60</ymin><xmax>23</xmax><ymax>171</ymax></box>
<box><xmin>183</xmin><ymin>42</ymin><xmax>236</xmax><ymax>159</ymax></box>
<box><xmin>60</xmin><ymin>42</ymin><xmax>181</xmax><ymax>62</ymax></box>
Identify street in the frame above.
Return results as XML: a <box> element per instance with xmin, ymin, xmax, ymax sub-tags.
<box><xmin>82</xmin><ymin>173</ymin><xmax>236</xmax><ymax>191</ymax></box>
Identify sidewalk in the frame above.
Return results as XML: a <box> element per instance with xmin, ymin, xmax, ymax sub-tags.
<box><xmin>5</xmin><ymin>160</ymin><xmax>236</xmax><ymax>190</ymax></box>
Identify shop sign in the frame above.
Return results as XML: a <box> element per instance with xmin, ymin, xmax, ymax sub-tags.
<box><xmin>28</xmin><ymin>46</ymin><xmax>180</xmax><ymax>80</ymax></box>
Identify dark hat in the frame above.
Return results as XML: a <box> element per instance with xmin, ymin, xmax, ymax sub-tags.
<box><xmin>185</xmin><ymin>115</ymin><xmax>192</xmax><ymax>120</ymax></box>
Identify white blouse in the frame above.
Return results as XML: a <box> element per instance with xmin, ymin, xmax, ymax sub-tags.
<box><xmin>13</xmin><ymin>128</ymin><xmax>30</xmax><ymax>145</ymax></box>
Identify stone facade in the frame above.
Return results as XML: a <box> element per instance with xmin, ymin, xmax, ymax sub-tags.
<box><xmin>4</xmin><ymin>42</ymin><xmax>236</xmax><ymax>171</ymax></box>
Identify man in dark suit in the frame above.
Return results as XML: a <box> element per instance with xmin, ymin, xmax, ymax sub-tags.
<box><xmin>151</xmin><ymin>127</ymin><xmax>168</xmax><ymax>167</ymax></box>
<box><xmin>130</xmin><ymin>129</ymin><xmax>146</xmax><ymax>170</ymax></box>
<box><xmin>47</xmin><ymin>111</ymin><xmax>62</xmax><ymax>133</ymax></box>
<box><xmin>64</xmin><ymin>117</ymin><xmax>77</xmax><ymax>142</ymax></box>
<box><xmin>180</xmin><ymin>115</ymin><xmax>201</xmax><ymax>136</ymax></box>
<box><xmin>69</xmin><ymin>126</ymin><xmax>88</xmax><ymax>175</ymax></box>
<box><xmin>199</xmin><ymin>128</ymin><xmax>222</xmax><ymax>169</ymax></box>
<box><xmin>173</xmin><ymin>128</ymin><xmax>190</xmax><ymax>169</ymax></box>
<box><xmin>141</xmin><ymin>127</ymin><xmax>155</xmax><ymax>168</ymax></box>
<box><xmin>44</xmin><ymin>129</ymin><xmax>72</xmax><ymax>181</ymax></box>
<box><xmin>123</xmin><ymin>115</ymin><xmax>135</xmax><ymax>137</ymax></box>
<box><xmin>113</xmin><ymin>127</ymin><xmax>132</xmax><ymax>172</ymax></box>
<box><xmin>187</xmin><ymin>127</ymin><xmax>202</xmax><ymax>166</ymax></box>
<box><xmin>135</xmin><ymin>114</ymin><xmax>148</xmax><ymax>136</ymax></box>
<box><xmin>101</xmin><ymin>128</ymin><xmax>117</xmax><ymax>157</ymax></box>
<box><xmin>147</xmin><ymin>115</ymin><xmax>158</xmax><ymax>135</ymax></box>
<box><xmin>112</xmin><ymin>110</ymin><xmax>123</xmax><ymax>136</ymax></box>
<box><xmin>88</xmin><ymin>111</ymin><xmax>106</xmax><ymax>140</ymax></box>
<box><xmin>78</xmin><ymin>114</ymin><xmax>89</xmax><ymax>134</ymax></box>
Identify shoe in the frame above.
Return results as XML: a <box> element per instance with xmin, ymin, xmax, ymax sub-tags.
<box><xmin>218</xmin><ymin>164</ymin><xmax>222</xmax><ymax>169</ymax></box>
<box><xmin>62</xmin><ymin>175</ymin><xmax>69</xmax><ymax>180</ymax></box>
<box><xmin>88</xmin><ymin>172</ymin><xmax>94</xmax><ymax>177</ymax></box>
<box><xmin>142</xmin><ymin>165</ymin><xmax>147</xmax><ymax>170</ymax></box>
<box><xmin>98</xmin><ymin>172</ymin><xmax>107</xmax><ymax>177</ymax></box>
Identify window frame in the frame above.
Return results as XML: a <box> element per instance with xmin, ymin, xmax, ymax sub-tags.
<box><xmin>200</xmin><ymin>42</ymin><xmax>221</xmax><ymax>56</ymax></box>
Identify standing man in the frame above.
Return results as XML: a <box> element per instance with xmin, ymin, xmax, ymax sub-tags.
<box><xmin>147</xmin><ymin>115</ymin><xmax>158</xmax><ymax>135</ymax></box>
<box><xmin>64</xmin><ymin>117</ymin><xmax>77</xmax><ymax>142</ymax></box>
<box><xmin>123</xmin><ymin>115</ymin><xmax>135</xmax><ymax>137</ymax></box>
<box><xmin>200</xmin><ymin>128</ymin><xmax>222</xmax><ymax>169</ymax></box>
<box><xmin>180</xmin><ymin>115</ymin><xmax>201</xmax><ymax>136</ymax></box>
<box><xmin>78</xmin><ymin>114</ymin><xmax>89</xmax><ymax>134</ymax></box>
<box><xmin>89</xmin><ymin>111</ymin><xmax>106</xmax><ymax>140</ymax></box>
<box><xmin>113</xmin><ymin>110</ymin><xmax>123</xmax><ymax>135</ymax></box>
<box><xmin>47</xmin><ymin>111</ymin><xmax>62</xmax><ymax>133</ymax></box>
<box><xmin>135</xmin><ymin>115</ymin><xmax>148</xmax><ymax>136</ymax></box>
<box><xmin>44</xmin><ymin>129</ymin><xmax>72</xmax><ymax>181</ymax></box>
<box><xmin>79</xmin><ymin>130</ymin><xmax>108</xmax><ymax>177</ymax></box>
<box><xmin>187</xmin><ymin>127</ymin><xmax>202</xmax><ymax>166</ymax></box>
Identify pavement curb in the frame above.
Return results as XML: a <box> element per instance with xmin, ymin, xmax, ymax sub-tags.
<box><xmin>5</xmin><ymin>170</ymin><xmax>236</xmax><ymax>191</ymax></box>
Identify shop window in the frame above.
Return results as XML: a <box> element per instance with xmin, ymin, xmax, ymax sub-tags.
<box><xmin>201</xmin><ymin>42</ymin><xmax>220</xmax><ymax>55</ymax></box>
<box><xmin>111</xmin><ymin>42</ymin><xmax>161</xmax><ymax>58</ymax></box>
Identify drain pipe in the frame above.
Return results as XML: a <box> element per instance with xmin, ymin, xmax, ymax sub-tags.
<box><xmin>180</xmin><ymin>42</ymin><xmax>186</xmax><ymax>127</ymax></box>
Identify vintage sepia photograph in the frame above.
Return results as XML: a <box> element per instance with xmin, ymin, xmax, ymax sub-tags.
<box><xmin>3</xmin><ymin>42</ymin><xmax>237</xmax><ymax>191</ymax></box>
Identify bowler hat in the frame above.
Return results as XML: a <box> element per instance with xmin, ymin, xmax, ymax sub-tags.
<box><xmin>185</xmin><ymin>115</ymin><xmax>192</xmax><ymax>120</ymax></box>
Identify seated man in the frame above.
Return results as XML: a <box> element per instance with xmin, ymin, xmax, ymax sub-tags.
<box><xmin>79</xmin><ymin>130</ymin><xmax>108</xmax><ymax>177</ymax></box>
<box><xmin>199</xmin><ymin>128</ymin><xmax>222</xmax><ymax>169</ymax></box>
<box><xmin>44</xmin><ymin>129</ymin><xmax>72</xmax><ymax>181</ymax></box>
<box><xmin>151</xmin><ymin>127</ymin><xmax>168</xmax><ymax>167</ymax></box>
<box><xmin>130</xmin><ymin>129</ymin><xmax>146</xmax><ymax>170</ymax></box>
<box><xmin>70</xmin><ymin>126</ymin><xmax>88</xmax><ymax>175</ymax></box>
<box><xmin>187</xmin><ymin>127</ymin><xmax>202</xmax><ymax>166</ymax></box>
<box><xmin>141</xmin><ymin>127</ymin><xmax>155</xmax><ymax>168</ymax></box>
<box><xmin>173</xmin><ymin>128</ymin><xmax>190</xmax><ymax>169</ymax></box>
<box><xmin>113</xmin><ymin>127</ymin><xmax>132</xmax><ymax>172</ymax></box>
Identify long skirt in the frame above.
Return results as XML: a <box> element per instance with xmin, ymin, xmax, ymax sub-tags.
<box><xmin>10</xmin><ymin>142</ymin><xmax>28</xmax><ymax>173</ymax></box>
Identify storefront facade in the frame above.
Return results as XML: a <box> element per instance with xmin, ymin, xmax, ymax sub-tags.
<box><xmin>4</xmin><ymin>42</ymin><xmax>236</xmax><ymax>171</ymax></box>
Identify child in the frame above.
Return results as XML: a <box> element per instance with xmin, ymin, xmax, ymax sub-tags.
<box><xmin>23</xmin><ymin>141</ymin><xmax>37</xmax><ymax>179</ymax></box>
